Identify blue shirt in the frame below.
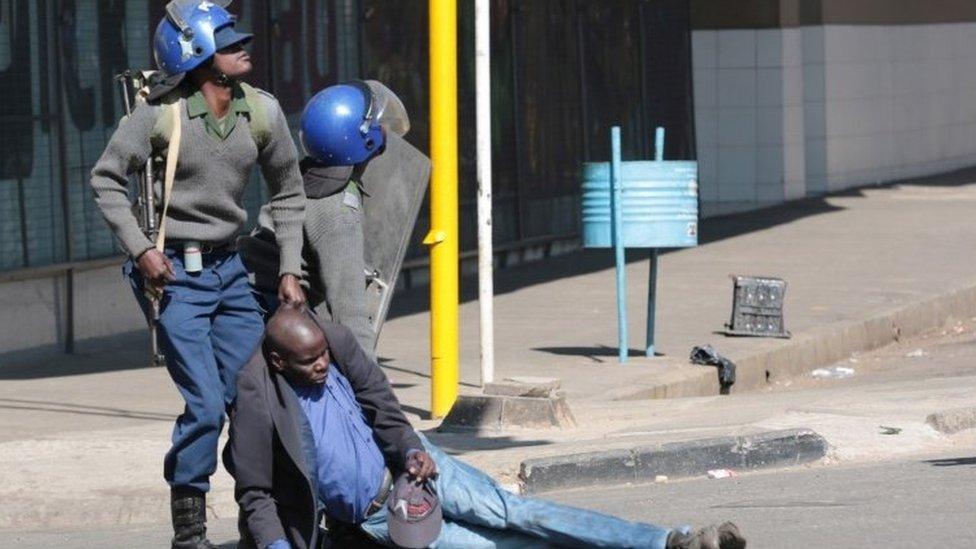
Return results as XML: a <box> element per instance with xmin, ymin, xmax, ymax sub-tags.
<box><xmin>289</xmin><ymin>366</ymin><xmax>387</xmax><ymax>525</ymax></box>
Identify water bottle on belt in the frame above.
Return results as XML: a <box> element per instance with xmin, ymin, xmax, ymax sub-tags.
<box><xmin>183</xmin><ymin>241</ymin><xmax>203</xmax><ymax>273</ymax></box>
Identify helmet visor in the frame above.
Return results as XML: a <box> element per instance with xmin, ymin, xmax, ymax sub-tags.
<box><xmin>364</xmin><ymin>80</ymin><xmax>410</xmax><ymax>137</ymax></box>
<box><xmin>213</xmin><ymin>24</ymin><xmax>252</xmax><ymax>51</ymax></box>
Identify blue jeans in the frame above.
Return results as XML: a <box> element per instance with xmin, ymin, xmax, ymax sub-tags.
<box><xmin>125</xmin><ymin>249</ymin><xmax>265</xmax><ymax>492</ymax></box>
<box><xmin>360</xmin><ymin>436</ymin><xmax>672</xmax><ymax>549</ymax></box>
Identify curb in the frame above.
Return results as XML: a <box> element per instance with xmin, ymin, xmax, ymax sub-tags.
<box><xmin>615</xmin><ymin>280</ymin><xmax>976</xmax><ymax>399</ymax></box>
<box><xmin>438</xmin><ymin>394</ymin><xmax>576</xmax><ymax>432</ymax></box>
<box><xmin>518</xmin><ymin>428</ymin><xmax>828</xmax><ymax>494</ymax></box>
<box><xmin>926</xmin><ymin>406</ymin><xmax>976</xmax><ymax>435</ymax></box>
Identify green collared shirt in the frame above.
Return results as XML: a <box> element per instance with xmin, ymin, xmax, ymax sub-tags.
<box><xmin>185</xmin><ymin>83</ymin><xmax>251</xmax><ymax>140</ymax></box>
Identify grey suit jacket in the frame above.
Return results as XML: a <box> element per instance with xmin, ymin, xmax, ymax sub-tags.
<box><xmin>223</xmin><ymin>320</ymin><xmax>423</xmax><ymax>549</ymax></box>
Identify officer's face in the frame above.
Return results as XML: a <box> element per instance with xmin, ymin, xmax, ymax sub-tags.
<box><xmin>213</xmin><ymin>42</ymin><xmax>252</xmax><ymax>78</ymax></box>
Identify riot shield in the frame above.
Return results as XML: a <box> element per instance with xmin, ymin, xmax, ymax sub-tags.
<box><xmin>238</xmin><ymin>133</ymin><xmax>430</xmax><ymax>351</ymax></box>
<box><xmin>360</xmin><ymin>133</ymin><xmax>431</xmax><ymax>347</ymax></box>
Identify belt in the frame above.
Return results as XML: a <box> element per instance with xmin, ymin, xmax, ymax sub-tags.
<box><xmin>165</xmin><ymin>240</ymin><xmax>233</xmax><ymax>254</ymax></box>
<box><xmin>364</xmin><ymin>468</ymin><xmax>394</xmax><ymax>518</ymax></box>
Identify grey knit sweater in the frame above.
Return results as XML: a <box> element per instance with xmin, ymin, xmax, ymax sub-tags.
<box><xmin>90</xmin><ymin>85</ymin><xmax>305</xmax><ymax>276</ymax></box>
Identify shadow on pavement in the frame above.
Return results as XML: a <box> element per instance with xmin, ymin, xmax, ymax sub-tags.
<box><xmin>4</xmin><ymin>167</ymin><xmax>975</xmax><ymax>380</ymax></box>
<box><xmin>389</xmin><ymin>166</ymin><xmax>976</xmax><ymax>322</ymax></box>
<box><xmin>923</xmin><ymin>456</ymin><xmax>976</xmax><ymax>467</ymax></box>
<box><xmin>387</xmin><ymin>190</ymin><xmax>850</xmax><ymax>321</ymax></box>
<box><xmin>0</xmin><ymin>397</ymin><xmax>174</xmax><ymax>421</ymax></box>
<box><xmin>533</xmin><ymin>346</ymin><xmax>657</xmax><ymax>363</ymax></box>
<box><xmin>399</xmin><ymin>403</ymin><xmax>431</xmax><ymax>420</ymax></box>
<box><xmin>0</xmin><ymin>331</ymin><xmax>155</xmax><ymax>380</ymax></box>
<box><xmin>423</xmin><ymin>431</ymin><xmax>552</xmax><ymax>455</ymax></box>
<box><xmin>376</xmin><ymin>357</ymin><xmax>480</xmax><ymax>388</ymax></box>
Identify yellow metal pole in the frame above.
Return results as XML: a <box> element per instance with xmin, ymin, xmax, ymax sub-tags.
<box><xmin>425</xmin><ymin>0</ymin><xmax>459</xmax><ymax>418</ymax></box>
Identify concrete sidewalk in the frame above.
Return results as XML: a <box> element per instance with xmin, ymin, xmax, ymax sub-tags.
<box><xmin>381</xmin><ymin>167</ymin><xmax>976</xmax><ymax>405</ymax></box>
<box><xmin>3</xmin><ymin>168</ymin><xmax>976</xmax><ymax>531</ymax></box>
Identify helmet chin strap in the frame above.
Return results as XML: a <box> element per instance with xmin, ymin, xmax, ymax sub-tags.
<box><xmin>215</xmin><ymin>72</ymin><xmax>232</xmax><ymax>87</ymax></box>
<box><xmin>205</xmin><ymin>57</ymin><xmax>234</xmax><ymax>87</ymax></box>
<box><xmin>188</xmin><ymin>61</ymin><xmax>235</xmax><ymax>89</ymax></box>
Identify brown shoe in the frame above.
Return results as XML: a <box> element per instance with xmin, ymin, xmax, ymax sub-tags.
<box><xmin>666</xmin><ymin>522</ymin><xmax>746</xmax><ymax>549</ymax></box>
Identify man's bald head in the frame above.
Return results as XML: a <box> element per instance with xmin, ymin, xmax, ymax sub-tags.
<box><xmin>265</xmin><ymin>307</ymin><xmax>326</xmax><ymax>357</ymax></box>
<box><xmin>264</xmin><ymin>308</ymin><xmax>331</xmax><ymax>385</ymax></box>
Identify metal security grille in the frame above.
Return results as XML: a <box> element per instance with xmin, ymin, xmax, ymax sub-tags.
<box><xmin>0</xmin><ymin>0</ymin><xmax>341</xmax><ymax>274</ymax></box>
<box><xmin>359</xmin><ymin>0</ymin><xmax>696</xmax><ymax>262</ymax></box>
<box><xmin>0</xmin><ymin>0</ymin><xmax>68</xmax><ymax>271</ymax></box>
<box><xmin>0</xmin><ymin>0</ymin><xmax>693</xmax><ymax>274</ymax></box>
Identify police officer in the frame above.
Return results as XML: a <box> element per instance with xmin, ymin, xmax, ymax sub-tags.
<box><xmin>89</xmin><ymin>1</ymin><xmax>305</xmax><ymax>547</ymax></box>
<box><xmin>241</xmin><ymin>80</ymin><xmax>414</xmax><ymax>357</ymax></box>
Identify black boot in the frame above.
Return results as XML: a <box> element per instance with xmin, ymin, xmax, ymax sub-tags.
<box><xmin>171</xmin><ymin>487</ymin><xmax>216</xmax><ymax>549</ymax></box>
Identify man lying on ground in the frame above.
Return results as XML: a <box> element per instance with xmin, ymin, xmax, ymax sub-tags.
<box><xmin>224</xmin><ymin>307</ymin><xmax>747</xmax><ymax>549</ymax></box>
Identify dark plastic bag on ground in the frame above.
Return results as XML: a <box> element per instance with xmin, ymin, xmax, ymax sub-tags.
<box><xmin>690</xmin><ymin>344</ymin><xmax>736</xmax><ymax>394</ymax></box>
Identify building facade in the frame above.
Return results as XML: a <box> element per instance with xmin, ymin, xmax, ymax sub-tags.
<box><xmin>691</xmin><ymin>0</ymin><xmax>976</xmax><ymax>215</ymax></box>
<box><xmin>0</xmin><ymin>0</ymin><xmax>973</xmax><ymax>354</ymax></box>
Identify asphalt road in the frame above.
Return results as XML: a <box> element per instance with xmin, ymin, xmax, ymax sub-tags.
<box><xmin>547</xmin><ymin>453</ymin><xmax>976</xmax><ymax>549</ymax></box>
<box><xmin>4</xmin><ymin>321</ymin><xmax>975</xmax><ymax>547</ymax></box>
<box><xmin>4</xmin><ymin>450</ymin><xmax>974</xmax><ymax>548</ymax></box>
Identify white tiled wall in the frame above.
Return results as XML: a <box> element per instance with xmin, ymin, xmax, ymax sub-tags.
<box><xmin>693</xmin><ymin>22</ymin><xmax>976</xmax><ymax>215</ymax></box>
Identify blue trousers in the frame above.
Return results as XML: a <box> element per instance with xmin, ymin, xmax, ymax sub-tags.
<box><xmin>126</xmin><ymin>249</ymin><xmax>265</xmax><ymax>492</ymax></box>
<box><xmin>360</xmin><ymin>435</ymin><xmax>673</xmax><ymax>549</ymax></box>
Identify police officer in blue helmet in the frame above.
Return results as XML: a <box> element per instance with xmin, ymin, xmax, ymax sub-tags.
<box><xmin>295</xmin><ymin>80</ymin><xmax>411</xmax><ymax>350</ymax></box>
<box><xmin>90</xmin><ymin>2</ymin><xmax>306</xmax><ymax>547</ymax></box>
<box><xmin>239</xmin><ymin>80</ymin><xmax>422</xmax><ymax>358</ymax></box>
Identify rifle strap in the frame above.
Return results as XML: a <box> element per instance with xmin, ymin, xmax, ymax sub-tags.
<box><xmin>155</xmin><ymin>99</ymin><xmax>182</xmax><ymax>252</ymax></box>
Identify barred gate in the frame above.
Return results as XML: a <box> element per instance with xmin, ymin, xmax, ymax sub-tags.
<box><xmin>359</xmin><ymin>0</ymin><xmax>696</xmax><ymax>261</ymax></box>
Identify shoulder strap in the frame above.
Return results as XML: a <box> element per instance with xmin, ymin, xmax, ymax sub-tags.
<box><xmin>155</xmin><ymin>99</ymin><xmax>183</xmax><ymax>251</ymax></box>
<box><xmin>239</xmin><ymin>82</ymin><xmax>272</xmax><ymax>151</ymax></box>
<box><xmin>148</xmin><ymin>89</ymin><xmax>182</xmax><ymax>150</ymax></box>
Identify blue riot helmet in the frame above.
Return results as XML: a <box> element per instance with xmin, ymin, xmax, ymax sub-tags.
<box><xmin>153</xmin><ymin>0</ymin><xmax>252</xmax><ymax>76</ymax></box>
<box><xmin>300</xmin><ymin>80</ymin><xmax>411</xmax><ymax>167</ymax></box>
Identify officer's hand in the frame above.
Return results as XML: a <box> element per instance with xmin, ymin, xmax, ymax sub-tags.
<box><xmin>137</xmin><ymin>248</ymin><xmax>176</xmax><ymax>289</ymax></box>
<box><xmin>278</xmin><ymin>274</ymin><xmax>306</xmax><ymax>307</ymax></box>
<box><xmin>405</xmin><ymin>450</ymin><xmax>437</xmax><ymax>482</ymax></box>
